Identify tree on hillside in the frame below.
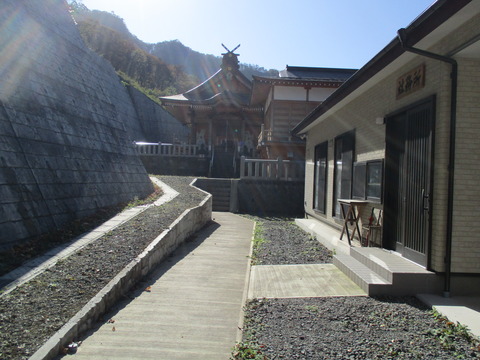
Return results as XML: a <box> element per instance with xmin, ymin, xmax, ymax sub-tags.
<box><xmin>75</xmin><ymin>18</ymin><xmax>197</xmax><ymax>97</ymax></box>
<box><xmin>69</xmin><ymin>2</ymin><xmax>277</xmax><ymax>98</ymax></box>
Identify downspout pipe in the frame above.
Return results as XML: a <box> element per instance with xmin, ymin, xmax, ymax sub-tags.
<box><xmin>397</xmin><ymin>28</ymin><xmax>457</xmax><ymax>298</ymax></box>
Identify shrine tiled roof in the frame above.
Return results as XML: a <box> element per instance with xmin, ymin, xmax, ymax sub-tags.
<box><xmin>279</xmin><ymin>66</ymin><xmax>357</xmax><ymax>81</ymax></box>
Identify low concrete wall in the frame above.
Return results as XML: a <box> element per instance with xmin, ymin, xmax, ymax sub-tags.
<box><xmin>237</xmin><ymin>179</ymin><xmax>304</xmax><ymax>217</ymax></box>
<box><xmin>30</xmin><ymin>190</ymin><xmax>212</xmax><ymax>360</ymax></box>
<box><xmin>139</xmin><ymin>155</ymin><xmax>210</xmax><ymax>176</ymax></box>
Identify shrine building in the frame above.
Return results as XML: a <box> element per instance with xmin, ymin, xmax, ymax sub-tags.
<box><xmin>159</xmin><ymin>46</ymin><xmax>263</xmax><ymax>178</ymax></box>
<box><xmin>160</xmin><ymin>46</ymin><xmax>356</xmax><ymax>177</ymax></box>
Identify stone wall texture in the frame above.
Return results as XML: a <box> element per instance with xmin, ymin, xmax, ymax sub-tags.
<box><xmin>126</xmin><ymin>86</ymin><xmax>189</xmax><ymax>143</ymax></box>
<box><xmin>0</xmin><ymin>0</ymin><xmax>182</xmax><ymax>249</ymax></box>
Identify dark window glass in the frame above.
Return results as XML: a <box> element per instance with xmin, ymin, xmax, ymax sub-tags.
<box><xmin>352</xmin><ymin>162</ymin><xmax>366</xmax><ymax>199</ymax></box>
<box><xmin>352</xmin><ymin>159</ymin><xmax>383</xmax><ymax>203</ymax></box>
<box><xmin>333</xmin><ymin>130</ymin><xmax>355</xmax><ymax>217</ymax></box>
<box><xmin>314</xmin><ymin>142</ymin><xmax>328</xmax><ymax>213</ymax></box>
<box><xmin>367</xmin><ymin>160</ymin><xmax>383</xmax><ymax>202</ymax></box>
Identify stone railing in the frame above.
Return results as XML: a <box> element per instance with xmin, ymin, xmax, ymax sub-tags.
<box><xmin>239</xmin><ymin>156</ymin><xmax>304</xmax><ymax>181</ymax></box>
<box><xmin>134</xmin><ymin>142</ymin><xmax>208</xmax><ymax>157</ymax></box>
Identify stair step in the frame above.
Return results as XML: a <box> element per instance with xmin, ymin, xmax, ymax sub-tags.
<box><xmin>194</xmin><ymin>178</ymin><xmax>232</xmax><ymax>212</ymax></box>
<box><xmin>350</xmin><ymin>248</ymin><xmax>394</xmax><ymax>283</ymax></box>
<box><xmin>333</xmin><ymin>254</ymin><xmax>390</xmax><ymax>295</ymax></box>
<box><xmin>350</xmin><ymin>247</ymin><xmax>433</xmax><ymax>283</ymax></box>
<box><xmin>335</xmin><ymin>248</ymin><xmax>441</xmax><ymax>296</ymax></box>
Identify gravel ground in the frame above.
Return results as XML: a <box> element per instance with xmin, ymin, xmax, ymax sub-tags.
<box><xmin>0</xmin><ymin>176</ymin><xmax>206</xmax><ymax>360</ymax></box>
<box><xmin>236</xmin><ymin>217</ymin><xmax>480</xmax><ymax>359</ymax></box>
<box><xmin>247</xmin><ymin>216</ymin><xmax>333</xmax><ymax>265</ymax></box>
<box><xmin>1</xmin><ymin>184</ymin><xmax>479</xmax><ymax>360</ymax></box>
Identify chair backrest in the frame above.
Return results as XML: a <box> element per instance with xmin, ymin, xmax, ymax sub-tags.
<box><xmin>371</xmin><ymin>208</ymin><xmax>383</xmax><ymax>226</ymax></box>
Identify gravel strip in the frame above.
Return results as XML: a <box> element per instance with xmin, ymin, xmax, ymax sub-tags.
<box><xmin>0</xmin><ymin>176</ymin><xmax>206</xmax><ymax>360</ymax></box>
<box><xmin>237</xmin><ymin>217</ymin><xmax>480</xmax><ymax>359</ymax></box>
<box><xmin>248</xmin><ymin>216</ymin><xmax>333</xmax><ymax>265</ymax></box>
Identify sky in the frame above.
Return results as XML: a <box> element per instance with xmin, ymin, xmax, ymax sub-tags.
<box><xmin>79</xmin><ymin>0</ymin><xmax>436</xmax><ymax>71</ymax></box>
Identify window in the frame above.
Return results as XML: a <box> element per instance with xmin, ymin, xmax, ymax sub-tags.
<box><xmin>352</xmin><ymin>159</ymin><xmax>383</xmax><ymax>203</ymax></box>
<box><xmin>352</xmin><ymin>162</ymin><xmax>366</xmax><ymax>199</ymax></box>
<box><xmin>366</xmin><ymin>160</ymin><xmax>383</xmax><ymax>201</ymax></box>
<box><xmin>313</xmin><ymin>141</ymin><xmax>328</xmax><ymax>213</ymax></box>
<box><xmin>333</xmin><ymin>130</ymin><xmax>355</xmax><ymax>217</ymax></box>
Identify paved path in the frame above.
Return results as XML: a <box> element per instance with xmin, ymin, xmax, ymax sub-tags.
<box><xmin>68</xmin><ymin>212</ymin><xmax>253</xmax><ymax>360</ymax></box>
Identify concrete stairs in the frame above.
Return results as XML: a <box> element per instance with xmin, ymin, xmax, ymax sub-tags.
<box><xmin>333</xmin><ymin>247</ymin><xmax>440</xmax><ymax>296</ymax></box>
<box><xmin>194</xmin><ymin>178</ymin><xmax>232</xmax><ymax>212</ymax></box>
<box><xmin>211</xmin><ymin>148</ymin><xmax>235</xmax><ymax>178</ymax></box>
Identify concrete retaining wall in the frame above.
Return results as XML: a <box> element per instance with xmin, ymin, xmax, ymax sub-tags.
<box><xmin>237</xmin><ymin>179</ymin><xmax>305</xmax><ymax>216</ymax></box>
<box><xmin>0</xmin><ymin>0</ymin><xmax>186</xmax><ymax>249</ymax></box>
<box><xmin>30</xmin><ymin>189</ymin><xmax>212</xmax><ymax>360</ymax></box>
<box><xmin>126</xmin><ymin>86</ymin><xmax>189</xmax><ymax>143</ymax></box>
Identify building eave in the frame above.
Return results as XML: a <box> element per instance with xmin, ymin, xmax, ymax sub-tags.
<box><xmin>292</xmin><ymin>0</ymin><xmax>474</xmax><ymax>136</ymax></box>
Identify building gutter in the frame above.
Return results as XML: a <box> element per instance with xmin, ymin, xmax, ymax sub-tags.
<box><xmin>397</xmin><ymin>28</ymin><xmax>457</xmax><ymax>298</ymax></box>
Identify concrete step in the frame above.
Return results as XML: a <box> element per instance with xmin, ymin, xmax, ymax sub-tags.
<box><xmin>350</xmin><ymin>247</ymin><xmax>395</xmax><ymax>283</ymax></box>
<box><xmin>212</xmin><ymin>202</ymin><xmax>230</xmax><ymax>212</ymax></box>
<box><xmin>194</xmin><ymin>179</ymin><xmax>232</xmax><ymax>212</ymax></box>
<box><xmin>333</xmin><ymin>255</ymin><xmax>390</xmax><ymax>296</ymax></box>
<box><xmin>334</xmin><ymin>247</ymin><xmax>440</xmax><ymax>296</ymax></box>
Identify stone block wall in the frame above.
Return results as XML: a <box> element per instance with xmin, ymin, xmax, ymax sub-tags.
<box><xmin>126</xmin><ymin>86</ymin><xmax>189</xmax><ymax>143</ymax></box>
<box><xmin>0</xmin><ymin>0</ymin><xmax>155</xmax><ymax>249</ymax></box>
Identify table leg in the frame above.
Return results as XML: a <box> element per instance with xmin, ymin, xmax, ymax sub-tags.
<box><xmin>345</xmin><ymin>206</ymin><xmax>354</xmax><ymax>245</ymax></box>
<box><xmin>340</xmin><ymin>203</ymin><xmax>348</xmax><ymax>240</ymax></box>
<box><xmin>353</xmin><ymin>206</ymin><xmax>362</xmax><ymax>242</ymax></box>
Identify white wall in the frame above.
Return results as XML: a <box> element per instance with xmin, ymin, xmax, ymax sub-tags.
<box><xmin>309</xmin><ymin>87</ymin><xmax>337</xmax><ymax>102</ymax></box>
<box><xmin>274</xmin><ymin>86</ymin><xmax>307</xmax><ymax>101</ymax></box>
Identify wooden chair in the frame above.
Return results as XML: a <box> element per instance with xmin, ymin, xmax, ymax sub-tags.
<box><xmin>361</xmin><ymin>208</ymin><xmax>383</xmax><ymax>247</ymax></box>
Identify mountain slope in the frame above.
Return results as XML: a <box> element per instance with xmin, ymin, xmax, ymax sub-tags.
<box><xmin>144</xmin><ymin>40</ymin><xmax>278</xmax><ymax>82</ymax></box>
<box><xmin>69</xmin><ymin>1</ymin><xmax>278</xmax><ymax>87</ymax></box>
<box><xmin>70</xmin><ymin>2</ymin><xmax>198</xmax><ymax>99</ymax></box>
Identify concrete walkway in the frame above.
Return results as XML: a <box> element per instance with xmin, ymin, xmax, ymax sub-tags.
<box><xmin>68</xmin><ymin>212</ymin><xmax>253</xmax><ymax>360</ymax></box>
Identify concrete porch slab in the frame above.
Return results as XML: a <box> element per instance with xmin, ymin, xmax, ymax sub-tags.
<box><xmin>248</xmin><ymin>263</ymin><xmax>366</xmax><ymax>299</ymax></box>
<box><xmin>295</xmin><ymin>218</ymin><xmax>351</xmax><ymax>256</ymax></box>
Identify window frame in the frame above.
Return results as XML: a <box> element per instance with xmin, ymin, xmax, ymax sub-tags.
<box><xmin>352</xmin><ymin>159</ymin><xmax>384</xmax><ymax>203</ymax></box>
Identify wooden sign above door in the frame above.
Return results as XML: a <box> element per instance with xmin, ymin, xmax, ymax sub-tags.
<box><xmin>396</xmin><ymin>64</ymin><xmax>425</xmax><ymax>100</ymax></box>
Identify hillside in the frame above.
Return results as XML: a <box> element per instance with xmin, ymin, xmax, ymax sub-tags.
<box><xmin>69</xmin><ymin>1</ymin><xmax>277</xmax><ymax>94</ymax></box>
<box><xmin>144</xmin><ymin>40</ymin><xmax>279</xmax><ymax>82</ymax></box>
<box><xmin>70</xmin><ymin>4</ymin><xmax>198</xmax><ymax>100</ymax></box>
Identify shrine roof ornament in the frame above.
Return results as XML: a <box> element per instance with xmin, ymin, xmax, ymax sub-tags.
<box><xmin>221</xmin><ymin>43</ymin><xmax>240</xmax><ymax>71</ymax></box>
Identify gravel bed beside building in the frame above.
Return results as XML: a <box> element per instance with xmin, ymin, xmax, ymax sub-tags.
<box><xmin>0</xmin><ymin>176</ymin><xmax>206</xmax><ymax>360</ymax></box>
<box><xmin>1</xmin><ymin>185</ymin><xmax>479</xmax><ymax>360</ymax></box>
<box><xmin>237</xmin><ymin>216</ymin><xmax>480</xmax><ymax>359</ymax></box>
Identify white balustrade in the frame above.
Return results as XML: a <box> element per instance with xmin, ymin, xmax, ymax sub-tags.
<box><xmin>134</xmin><ymin>142</ymin><xmax>204</xmax><ymax>157</ymax></box>
<box><xmin>239</xmin><ymin>156</ymin><xmax>304</xmax><ymax>181</ymax></box>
